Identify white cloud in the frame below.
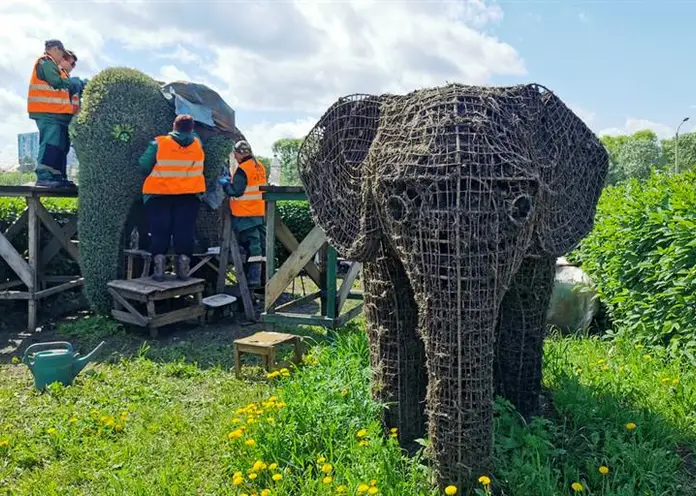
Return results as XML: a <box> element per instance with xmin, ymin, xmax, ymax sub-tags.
<box><xmin>569</xmin><ymin>104</ymin><xmax>596</xmax><ymax>126</ymax></box>
<box><xmin>242</xmin><ymin>117</ymin><xmax>319</xmax><ymax>158</ymax></box>
<box><xmin>156</xmin><ymin>65</ymin><xmax>191</xmax><ymax>83</ymax></box>
<box><xmin>0</xmin><ymin>88</ymin><xmax>37</xmax><ymax>170</ymax></box>
<box><xmin>0</xmin><ymin>0</ymin><xmax>526</xmax><ymax>167</ymax></box>
<box><xmin>599</xmin><ymin>118</ymin><xmax>677</xmax><ymax>139</ymax></box>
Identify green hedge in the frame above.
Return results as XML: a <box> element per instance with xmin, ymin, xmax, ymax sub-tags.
<box><xmin>572</xmin><ymin>170</ymin><xmax>696</xmax><ymax>359</ymax></box>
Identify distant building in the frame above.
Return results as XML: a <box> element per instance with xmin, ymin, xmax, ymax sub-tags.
<box><xmin>17</xmin><ymin>132</ymin><xmax>79</xmax><ymax>174</ymax></box>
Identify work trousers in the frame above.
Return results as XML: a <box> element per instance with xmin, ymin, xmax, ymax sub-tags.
<box><xmin>146</xmin><ymin>195</ymin><xmax>201</xmax><ymax>257</ymax></box>
<box><xmin>232</xmin><ymin>218</ymin><xmax>266</xmax><ymax>260</ymax></box>
<box><xmin>35</xmin><ymin>119</ymin><xmax>70</xmax><ymax>180</ymax></box>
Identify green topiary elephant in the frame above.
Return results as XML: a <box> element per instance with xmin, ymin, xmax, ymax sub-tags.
<box><xmin>71</xmin><ymin>67</ymin><xmax>239</xmax><ymax>312</ymax></box>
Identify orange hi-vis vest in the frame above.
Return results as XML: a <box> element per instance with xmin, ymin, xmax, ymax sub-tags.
<box><xmin>230</xmin><ymin>157</ymin><xmax>267</xmax><ymax>217</ymax></box>
<box><xmin>27</xmin><ymin>55</ymin><xmax>73</xmax><ymax>114</ymax></box>
<box><xmin>142</xmin><ymin>135</ymin><xmax>206</xmax><ymax>195</ymax></box>
<box><xmin>71</xmin><ymin>93</ymin><xmax>80</xmax><ymax>115</ymax></box>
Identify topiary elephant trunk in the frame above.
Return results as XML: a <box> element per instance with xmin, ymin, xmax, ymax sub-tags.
<box><xmin>71</xmin><ymin>68</ymin><xmax>238</xmax><ymax>312</ymax></box>
<box><xmin>298</xmin><ymin>84</ymin><xmax>608</xmax><ymax>490</ymax></box>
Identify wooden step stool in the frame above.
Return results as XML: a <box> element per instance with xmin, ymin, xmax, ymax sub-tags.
<box><xmin>107</xmin><ymin>276</ymin><xmax>206</xmax><ymax>337</ymax></box>
<box><xmin>202</xmin><ymin>293</ymin><xmax>237</xmax><ymax>322</ymax></box>
<box><xmin>233</xmin><ymin>331</ymin><xmax>303</xmax><ymax>378</ymax></box>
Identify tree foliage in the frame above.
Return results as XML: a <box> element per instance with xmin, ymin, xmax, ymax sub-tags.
<box><xmin>600</xmin><ymin>130</ymin><xmax>664</xmax><ymax>185</ymax></box>
<box><xmin>661</xmin><ymin>131</ymin><xmax>696</xmax><ymax>173</ymax></box>
<box><xmin>272</xmin><ymin>138</ymin><xmax>304</xmax><ymax>186</ymax></box>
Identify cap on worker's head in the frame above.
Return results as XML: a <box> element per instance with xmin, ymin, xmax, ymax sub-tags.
<box><xmin>44</xmin><ymin>39</ymin><xmax>65</xmax><ymax>52</ymax></box>
<box><xmin>234</xmin><ymin>140</ymin><xmax>253</xmax><ymax>156</ymax></box>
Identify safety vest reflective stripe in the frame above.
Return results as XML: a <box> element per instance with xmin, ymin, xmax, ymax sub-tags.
<box><xmin>28</xmin><ymin>96</ymin><xmax>73</xmax><ymax>105</ymax></box>
<box><xmin>149</xmin><ymin>168</ymin><xmax>205</xmax><ymax>177</ymax></box>
<box><xmin>155</xmin><ymin>160</ymin><xmax>205</xmax><ymax>167</ymax></box>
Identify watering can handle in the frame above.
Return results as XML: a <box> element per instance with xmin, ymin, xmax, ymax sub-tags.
<box><xmin>22</xmin><ymin>342</ymin><xmax>73</xmax><ymax>364</ymax></box>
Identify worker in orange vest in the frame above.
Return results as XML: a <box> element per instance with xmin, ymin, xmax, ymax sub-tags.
<box><xmin>219</xmin><ymin>140</ymin><xmax>267</xmax><ymax>288</ymax></box>
<box><xmin>27</xmin><ymin>39</ymin><xmax>83</xmax><ymax>188</ymax></box>
<box><xmin>138</xmin><ymin>114</ymin><xmax>206</xmax><ymax>282</ymax></box>
<box><xmin>58</xmin><ymin>50</ymin><xmax>86</xmax><ymax>115</ymax></box>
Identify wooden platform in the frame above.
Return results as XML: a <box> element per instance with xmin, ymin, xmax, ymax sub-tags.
<box><xmin>107</xmin><ymin>276</ymin><xmax>205</xmax><ymax>337</ymax></box>
<box><xmin>0</xmin><ymin>185</ymin><xmax>81</xmax><ymax>330</ymax></box>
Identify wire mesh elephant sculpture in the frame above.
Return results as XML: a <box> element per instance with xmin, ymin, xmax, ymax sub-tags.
<box><xmin>297</xmin><ymin>84</ymin><xmax>608</xmax><ymax>490</ymax></box>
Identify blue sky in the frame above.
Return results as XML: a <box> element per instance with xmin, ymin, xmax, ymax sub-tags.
<box><xmin>0</xmin><ymin>0</ymin><xmax>693</xmax><ymax>168</ymax></box>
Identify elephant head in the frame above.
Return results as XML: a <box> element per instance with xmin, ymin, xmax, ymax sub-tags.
<box><xmin>298</xmin><ymin>84</ymin><xmax>608</xmax><ymax>489</ymax></box>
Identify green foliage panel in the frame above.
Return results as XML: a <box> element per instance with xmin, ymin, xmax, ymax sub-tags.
<box><xmin>572</xmin><ymin>170</ymin><xmax>696</xmax><ymax>359</ymax></box>
<box><xmin>72</xmin><ymin>67</ymin><xmax>176</xmax><ymax>312</ymax></box>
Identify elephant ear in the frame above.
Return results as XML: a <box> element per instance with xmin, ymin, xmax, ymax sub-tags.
<box><xmin>532</xmin><ymin>85</ymin><xmax>609</xmax><ymax>257</ymax></box>
<box><xmin>297</xmin><ymin>94</ymin><xmax>383</xmax><ymax>262</ymax></box>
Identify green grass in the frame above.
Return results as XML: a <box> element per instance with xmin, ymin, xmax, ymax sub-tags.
<box><xmin>1</xmin><ymin>320</ymin><xmax>694</xmax><ymax>495</ymax></box>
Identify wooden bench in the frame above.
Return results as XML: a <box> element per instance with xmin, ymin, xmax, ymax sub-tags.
<box><xmin>107</xmin><ymin>276</ymin><xmax>206</xmax><ymax>337</ymax></box>
<box><xmin>233</xmin><ymin>331</ymin><xmax>303</xmax><ymax>377</ymax></box>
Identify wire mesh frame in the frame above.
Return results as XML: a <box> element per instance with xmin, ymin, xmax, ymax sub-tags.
<box><xmin>297</xmin><ymin>83</ymin><xmax>608</xmax><ymax>490</ymax></box>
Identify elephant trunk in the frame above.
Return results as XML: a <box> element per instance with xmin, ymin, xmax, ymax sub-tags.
<box><xmin>412</xmin><ymin>256</ymin><xmax>501</xmax><ymax>490</ymax></box>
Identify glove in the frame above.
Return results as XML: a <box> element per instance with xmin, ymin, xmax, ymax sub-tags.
<box><xmin>218</xmin><ymin>176</ymin><xmax>231</xmax><ymax>186</ymax></box>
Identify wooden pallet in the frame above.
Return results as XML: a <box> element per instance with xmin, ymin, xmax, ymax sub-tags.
<box><xmin>107</xmin><ymin>276</ymin><xmax>205</xmax><ymax>337</ymax></box>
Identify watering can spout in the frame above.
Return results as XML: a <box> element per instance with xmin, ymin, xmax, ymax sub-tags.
<box><xmin>73</xmin><ymin>341</ymin><xmax>105</xmax><ymax>376</ymax></box>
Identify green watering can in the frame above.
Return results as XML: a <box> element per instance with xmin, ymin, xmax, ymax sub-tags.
<box><xmin>22</xmin><ymin>341</ymin><xmax>105</xmax><ymax>390</ymax></box>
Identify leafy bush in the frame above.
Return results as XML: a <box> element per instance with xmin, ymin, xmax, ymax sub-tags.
<box><xmin>72</xmin><ymin>67</ymin><xmax>176</xmax><ymax>312</ymax></box>
<box><xmin>572</xmin><ymin>170</ymin><xmax>696</xmax><ymax>359</ymax></box>
<box><xmin>275</xmin><ymin>201</ymin><xmax>313</xmax><ymax>266</ymax></box>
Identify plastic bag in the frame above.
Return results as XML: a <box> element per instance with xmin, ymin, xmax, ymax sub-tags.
<box><xmin>161</xmin><ymin>81</ymin><xmax>240</xmax><ymax>137</ymax></box>
<box><xmin>546</xmin><ymin>258</ymin><xmax>599</xmax><ymax>333</ymax></box>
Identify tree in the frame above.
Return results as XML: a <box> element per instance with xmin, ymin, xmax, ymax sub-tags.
<box><xmin>271</xmin><ymin>138</ymin><xmax>304</xmax><ymax>186</ymax></box>
<box><xmin>661</xmin><ymin>131</ymin><xmax>696</xmax><ymax>173</ymax></box>
<box><xmin>601</xmin><ymin>130</ymin><xmax>664</xmax><ymax>185</ymax></box>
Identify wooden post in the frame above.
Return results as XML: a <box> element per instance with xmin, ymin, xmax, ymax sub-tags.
<box><xmin>325</xmin><ymin>246</ymin><xmax>337</xmax><ymax>319</ymax></box>
<box><xmin>265</xmin><ymin>199</ymin><xmax>276</xmax><ymax>311</ymax></box>
<box><xmin>218</xmin><ymin>207</ymin><xmax>255</xmax><ymax>321</ymax></box>
<box><xmin>27</xmin><ymin>196</ymin><xmax>40</xmax><ymax>331</ymax></box>
<box><xmin>216</xmin><ymin>208</ymin><xmax>232</xmax><ymax>294</ymax></box>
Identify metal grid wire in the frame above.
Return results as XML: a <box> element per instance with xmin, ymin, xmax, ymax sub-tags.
<box><xmin>298</xmin><ymin>83</ymin><xmax>608</xmax><ymax>489</ymax></box>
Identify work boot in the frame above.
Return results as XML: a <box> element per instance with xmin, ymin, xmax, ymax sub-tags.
<box><xmin>35</xmin><ymin>178</ymin><xmax>65</xmax><ymax>188</ymax></box>
<box><xmin>246</xmin><ymin>262</ymin><xmax>262</xmax><ymax>288</ymax></box>
<box><xmin>176</xmin><ymin>255</ymin><xmax>191</xmax><ymax>281</ymax></box>
<box><xmin>153</xmin><ymin>254</ymin><xmax>166</xmax><ymax>282</ymax></box>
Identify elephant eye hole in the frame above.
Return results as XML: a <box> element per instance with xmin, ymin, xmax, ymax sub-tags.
<box><xmin>508</xmin><ymin>194</ymin><xmax>533</xmax><ymax>225</ymax></box>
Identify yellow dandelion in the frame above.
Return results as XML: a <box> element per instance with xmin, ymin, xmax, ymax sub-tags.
<box><xmin>357</xmin><ymin>484</ymin><xmax>369</xmax><ymax>494</ymax></box>
<box><xmin>369</xmin><ymin>480</ymin><xmax>377</xmax><ymax>486</ymax></box>
<box><xmin>233</xmin><ymin>471</ymin><xmax>243</xmax><ymax>479</ymax></box>
<box><xmin>228</xmin><ymin>429</ymin><xmax>243</xmax><ymax>440</ymax></box>
<box><xmin>245</xmin><ymin>439</ymin><xmax>257</xmax><ymax>447</ymax></box>
<box><xmin>266</xmin><ymin>417</ymin><xmax>275</xmax><ymax>424</ymax></box>
<box><xmin>341</xmin><ymin>389</ymin><xmax>349</xmax><ymax>397</ymax></box>
<box><xmin>359</xmin><ymin>440</ymin><xmax>369</xmax><ymax>447</ymax></box>
<box><xmin>115</xmin><ymin>424</ymin><xmax>124</xmax><ymax>432</ymax></box>
<box><xmin>249</xmin><ymin>473</ymin><xmax>258</xmax><ymax>480</ymax></box>
<box><xmin>357</xmin><ymin>429</ymin><xmax>368</xmax><ymax>438</ymax></box>
<box><xmin>478</xmin><ymin>475</ymin><xmax>491</xmax><ymax>486</ymax></box>
<box><xmin>571</xmin><ymin>482</ymin><xmax>584</xmax><ymax>492</ymax></box>
<box><xmin>46</xmin><ymin>427</ymin><xmax>57</xmax><ymax>435</ymax></box>
<box><xmin>626</xmin><ymin>422</ymin><xmax>637</xmax><ymax>431</ymax></box>
<box><xmin>444</xmin><ymin>486</ymin><xmax>457</xmax><ymax>495</ymax></box>
<box><xmin>673</xmin><ymin>378</ymin><xmax>680</xmax><ymax>385</ymax></box>
<box><xmin>317</xmin><ymin>456</ymin><xmax>327</xmax><ymax>464</ymax></box>
<box><xmin>0</xmin><ymin>439</ymin><xmax>9</xmax><ymax>447</ymax></box>
<box><xmin>266</xmin><ymin>371</ymin><xmax>280</xmax><ymax>379</ymax></box>
<box><xmin>602</xmin><ymin>365</ymin><xmax>610</xmax><ymax>371</ymax></box>
<box><xmin>643</xmin><ymin>354</ymin><xmax>652</xmax><ymax>361</ymax></box>
<box><xmin>233</xmin><ymin>476</ymin><xmax>244</xmax><ymax>486</ymax></box>
<box><xmin>322</xmin><ymin>463</ymin><xmax>333</xmax><ymax>474</ymax></box>
<box><xmin>597</xmin><ymin>359</ymin><xmax>605</xmax><ymax>365</ymax></box>
<box><xmin>336</xmin><ymin>486</ymin><xmax>347</xmax><ymax>493</ymax></box>
<box><xmin>269</xmin><ymin>463</ymin><xmax>278</xmax><ymax>470</ymax></box>
<box><xmin>272</xmin><ymin>473</ymin><xmax>283</xmax><ymax>482</ymax></box>
<box><xmin>253</xmin><ymin>460</ymin><xmax>267</xmax><ymax>471</ymax></box>
<box><xmin>599</xmin><ymin>466</ymin><xmax>609</xmax><ymax>475</ymax></box>
<box><xmin>368</xmin><ymin>488</ymin><xmax>378</xmax><ymax>495</ymax></box>
<box><xmin>68</xmin><ymin>417</ymin><xmax>78</xmax><ymax>424</ymax></box>
<box><xmin>261</xmin><ymin>490</ymin><xmax>271</xmax><ymax>496</ymax></box>
<box><xmin>323</xmin><ymin>476</ymin><xmax>333</xmax><ymax>484</ymax></box>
